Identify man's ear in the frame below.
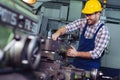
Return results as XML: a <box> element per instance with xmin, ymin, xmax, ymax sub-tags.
<box><xmin>97</xmin><ymin>12</ymin><xmax>101</xmax><ymax>16</ymax></box>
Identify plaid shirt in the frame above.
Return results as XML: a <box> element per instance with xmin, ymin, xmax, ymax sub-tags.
<box><xmin>65</xmin><ymin>18</ymin><xmax>110</xmax><ymax>59</ymax></box>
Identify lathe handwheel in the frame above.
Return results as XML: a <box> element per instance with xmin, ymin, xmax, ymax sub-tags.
<box><xmin>27</xmin><ymin>36</ymin><xmax>41</xmax><ymax>70</ymax></box>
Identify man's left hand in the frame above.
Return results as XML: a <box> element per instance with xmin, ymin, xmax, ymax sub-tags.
<box><xmin>67</xmin><ymin>45</ymin><xmax>78</xmax><ymax>57</ymax></box>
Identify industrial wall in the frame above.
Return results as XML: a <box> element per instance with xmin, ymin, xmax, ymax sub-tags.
<box><xmin>101</xmin><ymin>23</ymin><xmax>120</xmax><ymax>69</ymax></box>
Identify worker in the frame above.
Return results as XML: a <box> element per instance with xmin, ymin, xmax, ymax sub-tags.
<box><xmin>52</xmin><ymin>0</ymin><xmax>110</xmax><ymax>71</ymax></box>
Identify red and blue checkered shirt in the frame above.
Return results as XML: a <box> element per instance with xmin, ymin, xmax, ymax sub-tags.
<box><xmin>65</xmin><ymin>18</ymin><xmax>110</xmax><ymax>59</ymax></box>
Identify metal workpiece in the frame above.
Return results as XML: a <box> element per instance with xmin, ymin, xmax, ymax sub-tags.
<box><xmin>90</xmin><ymin>68</ymin><xmax>99</xmax><ymax>80</ymax></box>
<box><xmin>41</xmin><ymin>38</ymin><xmax>60</xmax><ymax>52</ymax></box>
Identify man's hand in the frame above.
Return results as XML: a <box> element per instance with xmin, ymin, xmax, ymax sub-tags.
<box><xmin>52</xmin><ymin>33</ymin><xmax>59</xmax><ymax>40</ymax></box>
<box><xmin>52</xmin><ymin>27</ymin><xmax>66</xmax><ymax>40</ymax></box>
<box><xmin>67</xmin><ymin>45</ymin><xmax>78</xmax><ymax>57</ymax></box>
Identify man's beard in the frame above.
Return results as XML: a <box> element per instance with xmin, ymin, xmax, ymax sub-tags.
<box><xmin>87</xmin><ymin>19</ymin><xmax>96</xmax><ymax>26</ymax></box>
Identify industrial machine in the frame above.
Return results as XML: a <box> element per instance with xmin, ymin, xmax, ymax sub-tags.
<box><xmin>0</xmin><ymin>0</ymin><xmax>115</xmax><ymax>80</ymax></box>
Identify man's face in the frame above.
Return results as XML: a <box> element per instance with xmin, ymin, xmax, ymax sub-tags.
<box><xmin>85</xmin><ymin>12</ymin><xmax>100</xmax><ymax>25</ymax></box>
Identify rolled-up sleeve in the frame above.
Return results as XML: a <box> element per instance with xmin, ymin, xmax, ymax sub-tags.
<box><xmin>90</xmin><ymin>26</ymin><xmax>110</xmax><ymax>59</ymax></box>
<box><xmin>65</xmin><ymin>19</ymin><xmax>86</xmax><ymax>33</ymax></box>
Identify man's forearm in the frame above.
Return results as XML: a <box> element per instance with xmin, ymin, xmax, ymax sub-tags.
<box><xmin>77</xmin><ymin>51</ymin><xmax>92</xmax><ymax>59</ymax></box>
<box><xmin>67</xmin><ymin>46</ymin><xmax>92</xmax><ymax>59</ymax></box>
<box><xmin>56</xmin><ymin>26</ymin><xmax>66</xmax><ymax>36</ymax></box>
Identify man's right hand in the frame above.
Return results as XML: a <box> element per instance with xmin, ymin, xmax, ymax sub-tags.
<box><xmin>52</xmin><ymin>33</ymin><xmax>59</xmax><ymax>40</ymax></box>
<box><xmin>52</xmin><ymin>26</ymin><xmax>66</xmax><ymax>40</ymax></box>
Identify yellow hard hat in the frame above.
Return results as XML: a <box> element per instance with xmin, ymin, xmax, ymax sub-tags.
<box><xmin>22</xmin><ymin>0</ymin><xmax>36</xmax><ymax>4</ymax></box>
<box><xmin>82</xmin><ymin>0</ymin><xmax>102</xmax><ymax>14</ymax></box>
